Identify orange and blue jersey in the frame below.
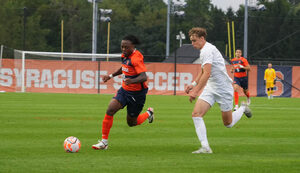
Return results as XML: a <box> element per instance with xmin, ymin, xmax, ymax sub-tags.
<box><xmin>231</xmin><ymin>57</ymin><xmax>249</xmax><ymax>78</ymax></box>
<box><xmin>121</xmin><ymin>50</ymin><xmax>148</xmax><ymax>91</ymax></box>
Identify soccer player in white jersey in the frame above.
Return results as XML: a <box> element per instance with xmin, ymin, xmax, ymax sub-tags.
<box><xmin>185</xmin><ymin>27</ymin><xmax>252</xmax><ymax>154</ymax></box>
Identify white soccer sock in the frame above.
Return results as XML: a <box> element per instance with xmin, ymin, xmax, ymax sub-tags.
<box><xmin>192</xmin><ymin>117</ymin><xmax>209</xmax><ymax>148</ymax></box>
<box><xmin>226</xmin><ymin>106</ymin><xmax>245</xmax><ymax>128</ymax></box>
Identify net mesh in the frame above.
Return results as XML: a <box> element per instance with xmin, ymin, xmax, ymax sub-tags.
<box><xmin>12</xmin><ymin>50</ymin><xmax>121</xmax><ymax>92</ymax></box>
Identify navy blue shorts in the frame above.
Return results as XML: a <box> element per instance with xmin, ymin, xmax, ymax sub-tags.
<box><xmin>113</xmin><ymin>87</ymin><xmax>148</xmax><ymax>117</ymax></box>
<box><xmin>234</xmin><ymin>76</ymin><xmax>248</xmax><ymax>90</ymax></box>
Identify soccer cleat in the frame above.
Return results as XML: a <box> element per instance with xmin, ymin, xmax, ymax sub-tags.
<box><xmin>234</xmin><ymin>105</ymin><xmax>239</xmax><ymax>111</ymax></box>
<box><xmin>192</xmin><ymin>147</ymin><xmax>213</xmax><ymax>154</ymax></box>
<box><xmin>247</xmin><ymin>97</ymin><xmax>251</xmax><ymax>105</ymax></box>
<box><xmin>92</xmin><ymin>140</ymin><xmax>108</xmax><ymax>150</ymax></box>
<box><xmin>241</xmin><ymin>102</ymin><xmax>252</xmax><ymax>118</ymax></box>
<box><xmin>147</xmin><ymin>107</ymin><xmax>154</xmax><ymax>123</ymax></box>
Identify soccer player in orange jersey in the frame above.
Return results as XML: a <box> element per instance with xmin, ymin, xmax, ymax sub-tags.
<box><xmin>92</xmin><ymin>35</ymin><xmax>154</xmax><ymax>150</ymax></box>
<box><xmin>264</xmin><ymin>63</ymin><xmax>276</xmax><ymax>99</ymax></box>
<box><xmin>231</xmin><ymin>49</ymin><xmax>251</xmax><ymax>111</ymax></box>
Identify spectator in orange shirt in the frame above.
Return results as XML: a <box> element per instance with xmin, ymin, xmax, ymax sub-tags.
<box><xmin>231</xmin><ymin>49</ymin><xmax>251</xmax><ymax>110</ymax></box>
<box><xmin>92</xmin><ymin>35</ymin><xmax>154</xmax><ymax>150</ymax></box>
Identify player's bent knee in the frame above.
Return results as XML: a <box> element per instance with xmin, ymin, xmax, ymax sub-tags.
<box><xmin>127</xmin><ymin>121</ymin><xmax>137</xmax><ymax>127</ymax></box>
<box><xmin>127</xmin><ymin>122</ymin><xmax>136</xmax><ymax>127</ymax></box>
<box><xmin>192</xmin><ymin>112</ymin><xmax>203</xmax><ymax>117</ymax></box>
<box><xmin>106</xmin><ymin>109</ymin><xmax>116</xmax><ymax>116</ymax></box>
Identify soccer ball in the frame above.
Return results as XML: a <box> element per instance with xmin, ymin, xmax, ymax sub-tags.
<box><xmin>64</xmin><ymin>136</ymin><xmax>81</xmax><ymax>153</ymax></box>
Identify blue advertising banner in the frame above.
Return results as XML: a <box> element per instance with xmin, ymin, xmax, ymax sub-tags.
<box><xmin>257</xmin><ymin>66</ymin><xmax>292</xmax><ymax>97</ymax></box>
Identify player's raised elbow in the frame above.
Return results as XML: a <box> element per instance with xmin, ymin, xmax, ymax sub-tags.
<box><xmin>246</xmin><ymin>66</ymin><xmax>251</xmax><ymax>71</ymax></box>
<box><xmin>139</xmin><ymin>72</ymin><xmax>148</xmax><ymax>82</ymax></box>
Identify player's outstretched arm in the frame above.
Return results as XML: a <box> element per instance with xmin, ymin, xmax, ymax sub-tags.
<box><xmin>103</xmin><ymin>67</ymin><xmax>122</xmax><ymax>83</ymax></box>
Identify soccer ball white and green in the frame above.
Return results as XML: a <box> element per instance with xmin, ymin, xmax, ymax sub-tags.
<box><xmin>64</xmin><ymin>136</ymin><xmax>81</xmax><ymax>153</ymax></box>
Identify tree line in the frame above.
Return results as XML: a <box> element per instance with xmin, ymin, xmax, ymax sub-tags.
<box><xmin>0</xmin><ymin>0</ymin><xmax>299</xmax><ymax>63</ymax></box>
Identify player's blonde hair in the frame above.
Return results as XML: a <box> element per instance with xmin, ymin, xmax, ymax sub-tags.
<box><xmin>188</xmin><ymin>27</ymin><xmax>207</xmax><ymax>39</ymax></box>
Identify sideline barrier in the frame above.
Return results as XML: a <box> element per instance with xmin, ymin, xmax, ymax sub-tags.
<box><xmin>0</xmin><ymin>59</ymin><xmax>299</xmax><ymax>97</ymax></box>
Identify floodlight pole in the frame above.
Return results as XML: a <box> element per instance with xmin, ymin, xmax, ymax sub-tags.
<box><xmin>92</xmin><ymin>0</ymin><xmax>98</xmax><ymax>61</ymax></box>
<box><xmin>244</xmin><ymin>0</ymin><xmax>248</xmax><ymax>59</ymax></box>
<box><xmin>23</xmin><ymin>7</ymin><xmax>27</xmax><ymax>51</ymax></box>
<box><xmin>174</xmin><ymin>14</ymin><xmax>177</xmax><ymax>96</ymax></box>
<box><xmin>106</xmin><ymin>21</ymin><xmax>111</xmax><ymax>61</ymax></box>
<box><xmin>0</xmin><ymin>45</ymin><xmax>3</xmax><ymax>69</ymax></box>
<box><xmin>166</xmin><ymin>0</ymin><xmax>171</xmax><ymax>58</ymax></box>
<box><xmin>173</xmin><ymin>11</ymin><xmax>185</xmax><ymax>96</ymax></box>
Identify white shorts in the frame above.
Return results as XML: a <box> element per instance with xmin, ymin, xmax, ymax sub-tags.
<box><xmin>198</xmin><ymin>84</ymin><xmax>233</xmax><ymax>112</ymax></box>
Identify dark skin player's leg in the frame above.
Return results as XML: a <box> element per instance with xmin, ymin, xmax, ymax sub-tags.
<box><xmin>106</xmin><ymin>99</ymin><xmax>123</xmax><ymax>116</ymax></box>
<box><xmin>127</xmin><ymin>115</ymin><xmax>138</xmax><ymax>127</ymax></box>
<box><xmin>243</xmin><ymin>88</ymin><xmax>249</xmax><ymax>96</ymax></box>
<box><xmin>233</xmin><ymin>83</ymin><xmax>240</xmax><ymax>92</ymax></box>
<box><xmin>106</xmin><ymin>98</ymin><xmax>140</xmax><ymax>127</ymax></box>
<box><xmin>126</xmin><ymin>93</ymin><xmax>146</xmax><ymax>127</ymax></box>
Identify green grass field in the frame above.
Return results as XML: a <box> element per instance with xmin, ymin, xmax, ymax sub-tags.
<box><xmin>1</xmin><ymin>92</ymin><xmax>300</xmax><ymax>172</ymax></box>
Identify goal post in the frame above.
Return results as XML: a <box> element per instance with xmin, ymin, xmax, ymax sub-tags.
<box><xmin>0</xmin><ymin>45</ymin><xmax>3</xmax><ymax>68</ymax></box>
<box><xmin>14</xmin><ymin>50</ymin><xmax>121</xmax><ymax>93</ymax></box>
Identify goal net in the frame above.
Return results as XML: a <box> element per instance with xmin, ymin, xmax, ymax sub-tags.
<box><xmin>6</xmin><ymin>50</ymin><xmax>121</xmax><ymax>93</ymax></box>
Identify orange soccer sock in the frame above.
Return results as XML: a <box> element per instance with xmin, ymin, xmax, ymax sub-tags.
<box><xmin>234</xmin><ymin>91</ymin><xmax>239</xmax><ymax>105</ymax></box>
<box><xmin>246</xmin><ymin>91</ymin><xmax>250</xmax><ymax>98</ymax></box>
<box><xmin>102</xmin><ymin>114</ymin><xmax>114</xmax><ymax>140</ymax></box>
<box><xmin>136</xmin><ymin>112</ymin><xmax>149</xmax><ymax>125</ymax></box>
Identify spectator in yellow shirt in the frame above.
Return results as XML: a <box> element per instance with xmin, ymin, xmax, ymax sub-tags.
<box><xmin>264</xmin><ymin>63</ymin><xmax>276</xmax><ymax>99</ymax></box>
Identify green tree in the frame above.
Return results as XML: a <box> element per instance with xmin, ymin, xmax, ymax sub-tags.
<box><xmin>0</xmin><ymin>0</ymin><xmax>50</xmax><ymax>51</ymax></box>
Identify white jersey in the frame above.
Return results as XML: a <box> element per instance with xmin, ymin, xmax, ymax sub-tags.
<box><xmin>199</xmin><ymin>42</ymin><xmax>232</xmax><ymax>89</ymax></box>
<box><xmin>198</xmin><ymin>42</ymin><xmax>233</xmax><ymax>111</ymax></box>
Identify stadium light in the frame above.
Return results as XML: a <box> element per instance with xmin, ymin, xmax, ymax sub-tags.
<box><xmin>100</xmin><ymin>16</ymin><xmax>111</xmax><ymax>22</ymax></box>
<box><xmin>173</xmin><ymin>8</ymin><xmax>185</xmax><ymax>96</ymax></box>
<box><xmin>87</xmin><ymin>0</ymin><xmax>102</xmax><ymax>2</ymax></box>
<box><xmin>99</xmin><ymin>9</ymin><xmax>113</xmax><ymax>61</ymax></box>
<box><xmin>99</xmin><ymin>8</ymin><xmax>112</xmax><ymax>22</ymax></box>
<box><xmin>166</xmin><ymin>0</ymin><xmax>186</xmax><ymax>58</ymax></box>
<box><xmin>176</xmin><ymin>31</ymin><xmax>185</xmax><ymax>47</ymax></box>
<box><xmin>99</xmin><ymin>9</ymin><xmax>112</xmax><ymax>15</ymax></box>
<box><xmin>174</xmin><ymin>11</ymin><xmax>185</xmax><ymax>17</ymax></box>
<box><xmin>87</xmin><ymin>0</ymin><xmax>103</xmax><ymax>61</ymax></box>
<box><xmin>244</xmin><ymin>0</ymin><xmax>266</xmax><ymax>60</ymax></box>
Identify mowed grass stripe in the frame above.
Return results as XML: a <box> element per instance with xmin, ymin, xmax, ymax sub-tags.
<box><xmin>1</xmin><ymin>92</ymin><xmax>300</xmax><ymax>173</ymax></box>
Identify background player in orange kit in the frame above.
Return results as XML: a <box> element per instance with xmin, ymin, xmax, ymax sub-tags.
<box><xmin>231</xmin><ymin>49</ymin><xmax>251</xmax><ymax>110</ymax></box>
<box><xmin>92</xmin><ymin>35</ymin><xmax>154</xmax><ymax>150</ymax></box>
